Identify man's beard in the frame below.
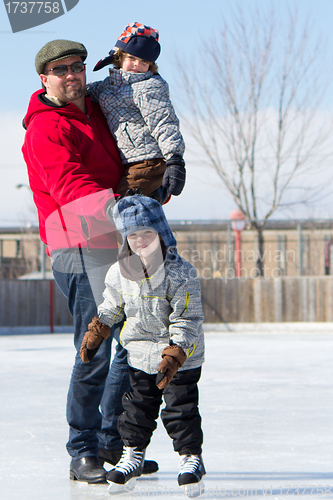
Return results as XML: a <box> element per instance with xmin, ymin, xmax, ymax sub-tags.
<box><xmin>63</xmin><ymin>82</ymin><xmax>84</xmax><ymax>101</ymax></box>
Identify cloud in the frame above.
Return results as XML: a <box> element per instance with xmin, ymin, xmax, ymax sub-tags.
<box><xmin>174</xmin><ymin>108</ymin><xmax>333</xmax><ymax>221</ymax></box>
<box><xmin>2</xmin><ymin>107</ymin><xmax>333</xmax><ymax>228</ymax></box>
<box><xmin>0</xmin><ymin>111</ymin><xmax>36</xmax><ymax>226</ymax></box>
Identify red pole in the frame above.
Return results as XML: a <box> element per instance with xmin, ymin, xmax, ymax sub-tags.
<box><xmin>49</xmin><ymin>280</ymin><xmax>54</xmax><ymax>333</ymax></box>
<box><xmin>235</xmin><ymin>230</ymin><xmax>241</xmax><ymax>278</ymax></box>
<box><xmin>230</xmin><ymin>209</ymin><xmax>246</xmax><ymax>277</ymax></box>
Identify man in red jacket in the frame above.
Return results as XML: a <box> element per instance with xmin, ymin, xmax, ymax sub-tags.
<box><xmin>22</xmin><ymin>39</ymin><xmax>157</xmax><ymax>483</ymax></box>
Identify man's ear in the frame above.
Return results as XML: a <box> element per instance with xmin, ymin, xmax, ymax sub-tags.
<box><xmin>40</xmin><ymin>74</ymin><xmax>49</xmax><ymax>89</ymax></box>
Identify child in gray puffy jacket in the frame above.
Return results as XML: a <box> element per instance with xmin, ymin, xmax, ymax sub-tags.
<box><xmin>88</xmin><ymin>22</ymin><xmax>186</xmax><ymax>205</ymax></box>
<box><xmin>80</xmin><ymin>195</ymin><xmax>205</xmax><ymax>496</ymax></box>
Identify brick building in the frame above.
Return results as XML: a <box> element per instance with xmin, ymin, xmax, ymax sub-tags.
<box><xmin>1</xmin><ymin>220</ymin><xmax>333</xmax><ymax>279</ymax></box>
<box><xmin>172</xmin><ymin>220</ymin><xmax>333</xmax><ymax>279</ymax></box>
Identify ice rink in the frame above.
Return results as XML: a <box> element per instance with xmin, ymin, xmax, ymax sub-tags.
<box><xmin>1</xmin><ymin>323</ymin><xmax>333</xmax><ymax>499</ymax></box>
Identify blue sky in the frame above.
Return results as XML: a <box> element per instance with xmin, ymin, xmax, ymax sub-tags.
<box><xmin>1</xmin><ymin>0</ymin><xmax>333</xmax><ymax>226</ymax></box>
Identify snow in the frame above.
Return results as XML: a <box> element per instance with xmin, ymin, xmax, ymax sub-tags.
<box><xmin>1</xmin><ymin>326</ymin><xmax>333</xmax><ymax>499</ymax></box>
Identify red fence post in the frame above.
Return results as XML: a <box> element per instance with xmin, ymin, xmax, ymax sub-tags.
<box><xmin>49</xmin><ymin>280</ymin><xmax>54</xmax><ymax>333</ymax></box>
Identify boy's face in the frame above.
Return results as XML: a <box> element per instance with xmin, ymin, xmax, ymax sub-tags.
<box><xmin>127</xmin><ymin>228</ymin><xmax>160</xmax><ymax>259</ymax></box>
<box><xmin>121</xmin><ymin>53</ymin><xmax>150</xmax><ymax>73</ymax></box>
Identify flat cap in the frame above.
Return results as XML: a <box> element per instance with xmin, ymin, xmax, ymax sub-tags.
<box><xmin>35</xmin><ymin>39</ymin><xmax>87</xmax><ymax>75</ymax></box>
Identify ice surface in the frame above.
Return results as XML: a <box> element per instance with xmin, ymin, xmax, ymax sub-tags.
<box><xmin>1</xmin><ymin>325</ymin><xmax>333</xmax><ymax>499</ymax></box>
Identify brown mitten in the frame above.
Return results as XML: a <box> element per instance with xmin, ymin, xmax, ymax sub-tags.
<box><xmin>156</xmin><ymin>344</ymin><xmax>187</xmax><ymax>390</ymax></box>
<box><xmin>80</xmin><ymin>316</ymin><xmax>111</xmax><ymax>363</ymax></box>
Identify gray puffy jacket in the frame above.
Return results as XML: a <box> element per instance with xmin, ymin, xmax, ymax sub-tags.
<box><xmin>98</xmin><ymin>254</ymin><xmax>205</xmax><ymax>375</ymax></box>
<box><xmin>87</xmin><ymin>69</ymin><xmax>185</xmax><ymax>165</ymax></box>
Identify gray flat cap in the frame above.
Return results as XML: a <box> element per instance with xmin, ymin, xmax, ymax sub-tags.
<box><xmin>35</xmin><ymin>39</ymin><xmax>87</xmax><ymax>75</ymax></box>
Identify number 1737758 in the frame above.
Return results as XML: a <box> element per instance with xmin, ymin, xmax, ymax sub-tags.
<box><xmin>5</xmin><ymin>2</ymin><xmax>60</xmax><ymax>14</ymax></box>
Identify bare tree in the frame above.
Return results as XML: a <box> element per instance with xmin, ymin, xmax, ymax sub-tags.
<box><xmin>176</xmin><ymin>4</ymin><xmax>333</xmax><ymax>275</ymax></box>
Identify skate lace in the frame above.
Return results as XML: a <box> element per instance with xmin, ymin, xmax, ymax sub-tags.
<box><xmin>115</xmin><ymin>448</ymin><xmax>144</xmax><ymax>475</ymax></box>
<box><xmin>179</xmin><ymin>454</ymin><xmax>200</xmax><ymax>474</ymax></box>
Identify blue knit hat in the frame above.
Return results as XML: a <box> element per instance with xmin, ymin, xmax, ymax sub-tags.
<box><xmin>113</xmin><ymin>195</ymin><xmax>176</xmax><ymax>252</ymax></box>
<box><xmin>94</xmin><ymin>22</ymin><xmax>161</xmax><ymax>71</ymax></box>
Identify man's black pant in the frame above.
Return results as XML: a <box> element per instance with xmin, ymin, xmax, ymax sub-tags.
<box><xmin>118</xmin><ymin>366</ymin><xmax>203</xmax><ymax>455</ymax></box>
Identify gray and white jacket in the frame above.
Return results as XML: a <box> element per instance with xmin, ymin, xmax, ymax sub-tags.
<box><xmin>87</xmin><ymin>69</ymin><xmax>185</xmax><ymax>165</ymax></box>
<box><xmin>98</xmin><ymin>254</ymin><xmax>205</xmax><ymax>375</ymax></box>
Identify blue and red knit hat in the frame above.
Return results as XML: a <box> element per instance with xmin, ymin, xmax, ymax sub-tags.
<box><xmin>93</xmin><ymin>22</ymin><xmax>161</xmax><ymax>71</ymax></box>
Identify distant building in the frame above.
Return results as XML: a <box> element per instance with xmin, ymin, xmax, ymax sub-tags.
<box><xmin>2</xmin><ymin>220</ymin><xmax>333</xmax><ymax>279</ymax></box>
<box><xmin>0</xmin><ymin>227</ymin><xmax>50</xmax><ymax>279</ymax></box>
<box><xmin>171</xmin><ymin>220</ymin><xmax>333</xmax><ymax>279</ymax></box>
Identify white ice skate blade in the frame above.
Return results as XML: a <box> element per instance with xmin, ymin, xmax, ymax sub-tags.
<box><xmin>108</xmin><ymin>477</ymin><xmax>136</xmax><ymax>495</ymax></box>
<box><xmin>183</xmin><ymin>481</ymin><xmax>205</xmax><ymax>498</ymax></box>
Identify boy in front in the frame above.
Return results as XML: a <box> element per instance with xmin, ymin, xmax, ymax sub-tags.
<box><xmin>81</xmin><ymin>195</ymin><xmax>205</xmax><ymax>496</ymax></box>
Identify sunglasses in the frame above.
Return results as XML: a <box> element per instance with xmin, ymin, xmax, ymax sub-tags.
<box><xmin>47</xmin><ymin>62</ymin><xmax>86</xmax><ymax>76</ymax></box>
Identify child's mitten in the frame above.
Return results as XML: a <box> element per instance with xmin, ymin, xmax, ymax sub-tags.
<box><xmin>80</xmin><ymin>316</ymin><xmax>111</xmax><ymax>363</ymax></box>
<box><xmin>162</xmin><ymin>156</ymin><xmax>186</xmax><ymax>196</ymax></box>
<box><xmin>156</xmin><ymin>344</ymin><xmax>187</xmax><ymax>389</ymax></box>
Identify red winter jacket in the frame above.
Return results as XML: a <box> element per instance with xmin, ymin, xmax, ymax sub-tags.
<box><xmin>22</xmin><ymin>90</ymin><xmax>125</xmax><ymax>255</ymax></box>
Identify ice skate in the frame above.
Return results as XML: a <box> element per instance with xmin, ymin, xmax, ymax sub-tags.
<box><xmin>107</xmin><ymin>446</ymin><xmax>145</xmax><ymax>494</ymax></box>
<box><xmin>98</xmin><ymin>447</ymin><xmax>159</xmax><ymax>474</ymax></box>
<box><xmin>178</xmin><ymin>454</ymin><xmax>206</xmax><ymax>498</ymax></box>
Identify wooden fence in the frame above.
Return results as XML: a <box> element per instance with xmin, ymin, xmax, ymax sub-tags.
<box><xmin>201</xmin><ymin>276</ymin><xmax>333</xmax><ymax>323</ymax></box>
<box><xmin>1</xmin><ymin>277</ymin><xmax>333</xmax><ymax>328</ymax></box>
<box><xmin>200</xmin><ymin>277</ymin><xmax>333</xmax><ymax>323</ymax></box>
<box><xmin>0</xmin><ymin>279</ymin><xmax>72</xmax><ymax>328</ymax></box>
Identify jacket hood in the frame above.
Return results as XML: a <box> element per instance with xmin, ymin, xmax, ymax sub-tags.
<box><xmin>113</xmin><ymin>194</ymin><xmax>177</xmax><ymax>252</ymax></box>
<box><xmin>23</xmin><ymin>90</ymin><xmax>90</xmax><ymax>129</ymax></box>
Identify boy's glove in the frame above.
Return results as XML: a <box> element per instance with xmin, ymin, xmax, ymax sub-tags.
<box><xmin>80</xmin><ymin>316</ymin><xmax>111</xmax><ymax>363</ymax></box>
<box><xmin>156</xmin><ymin>344</ymin><xmax>187</xmax><ymax>390</ymax></box>
<box><xmin>162</xmin><ymin>156</ymin><xmax>186</xmax><ymax>196</ymax></box>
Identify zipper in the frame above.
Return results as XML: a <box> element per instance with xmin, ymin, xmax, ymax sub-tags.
<box><xmin>80</xmin><ymin>216</ymin><xmax>90</xmax><ymax>252</ymax></box>
<box><xmin>124</xmin><ymin>123</ymin><xmax>135</xmax><ymax>147</ymax></box>
<box><xmin>184</xmin><ymin>292</ymin><xmax>190</xmax><ymax>312</ymax></box>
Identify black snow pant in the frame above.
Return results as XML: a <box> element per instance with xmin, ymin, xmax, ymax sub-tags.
<box><xmin>118</xmin><ymin>366</ymin><xmax>203</xmax><ymax>455</ymax></box>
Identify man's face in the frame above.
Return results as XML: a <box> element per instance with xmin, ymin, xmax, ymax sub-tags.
<box><xmin>40</xmin><ymin>56</ymin><xmax>86</xmax><ymax>103</ymax></box>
